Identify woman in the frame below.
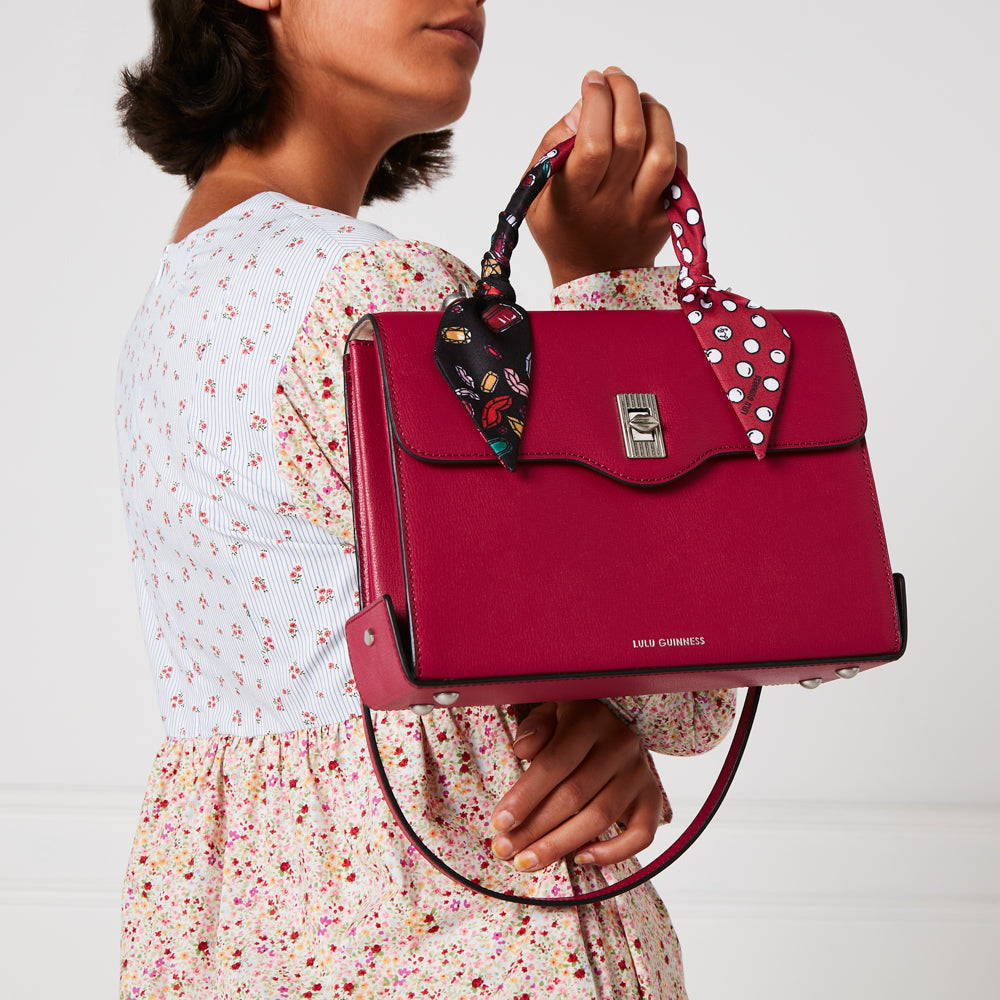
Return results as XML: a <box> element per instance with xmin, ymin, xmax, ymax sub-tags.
<box><xmin>116</xmin><ymin>1</ymin><xmax>736</xmax><ymax>996</ymax></box>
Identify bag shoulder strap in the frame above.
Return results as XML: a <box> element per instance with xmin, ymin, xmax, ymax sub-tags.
<box><xmin>362</xmin><ymin>685</ymin><xmax>760</xmax><ymax>907</ymax></box>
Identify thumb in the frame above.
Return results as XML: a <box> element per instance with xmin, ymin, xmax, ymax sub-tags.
<box><xmin>528</xmin><ymin>100</ymin><xmax>581</xmax><ymax>171</ymax></box>
<box><xmin>511</xmin><ymin>701</ymin><xmax>558</xmax><ymax>761</ymax></box>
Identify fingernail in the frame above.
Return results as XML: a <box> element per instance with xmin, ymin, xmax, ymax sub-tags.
<box><xmin>584</xmin><ymin>70</ymin><xmax>605</xmax><ymax>86</ymax></box>
<box><xmin>492</xmin><ymin>836</ymin><xmax>513</xmax><ymax>859</ymax></box>
<box><xmin>490</xmin><ymin>810</ymin><xmax>515</xmax><ymax>833</ymax></box>
<box><xmin>604</xmin><ymin>65</ymin><xmax>625</xmax><ymax>75</ymax></box>
<box><xmin>561</xmin><ymin>102</ymin><xmax>582</xmax><ymax>133</ymax></box>
<box><xmin>513</xmin><ymin>851</ymin><xmax>538</xmax><ymax>872</ymax></box>
<box><xmin>574</xmin><ymin>852</ymin><xmax>595</xmax><ymax>865</ymax></box>
<box><xmin>512</xmin><ymin>729</ymin><xmax>536</xmax><ymax>746</ymax></box>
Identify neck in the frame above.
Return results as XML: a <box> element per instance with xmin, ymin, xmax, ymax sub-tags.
<box><xmin>173</xmin><ymin>93</ymin><xmax>409</xmax><ymax>242</ymax></box>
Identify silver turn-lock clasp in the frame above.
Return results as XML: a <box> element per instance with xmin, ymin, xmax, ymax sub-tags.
<box><xmin>617</xmin><ymin>393</ymin><xmax>666</xmax><ymax>459</ymax></box>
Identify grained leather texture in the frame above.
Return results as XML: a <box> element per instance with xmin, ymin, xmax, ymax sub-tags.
<box><xmin>377</xmin><ymin>308</ymin><xmax>865</xmax><ymax>483</ymax></box>
<box><xmin>345</xmin><ymin>309</ymin><xmax>905</xmax><ymax>710</ymax></box>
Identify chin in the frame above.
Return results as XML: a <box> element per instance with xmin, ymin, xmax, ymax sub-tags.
<box><xmin>415</xmin><ymin>84</ymin><xmax>473</xmax><ymax>132</ymax></box>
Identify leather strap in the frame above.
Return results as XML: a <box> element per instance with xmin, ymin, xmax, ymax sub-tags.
<box><xmin>362</xmin><ymin>686</ymin><xmax>760</xmax><ymax>907</ymax></box>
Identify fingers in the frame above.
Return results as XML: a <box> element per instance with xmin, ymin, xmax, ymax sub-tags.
<box><xmin>571</xmin><ymin>779</ymin><xmax>663</xmax><ymax>867</ymax></box>
<box><xmin>633</xmin><ymin>93</ymin><xmax>681</xmax><ymax>210</ymax></box>
<box><xmin>509</xmin><ymin>702</ymin><xmax>557</xmax><ymax>762</ymax></box>
<box><xmin>558</xmin><ymin>69</ymin><xmax>615</xmax><ymax>200</ymax></box>
<box><xmin>599</xmin><ymin>67</ymin><xmax>647</xmax><ymax>190</ymax></box>
<box><xmin>558</xmin><ymin>69</ymin><xmax>682</xmax><ymax>205</ymax></box>
<box><xmin>491</xmin><ymin>705</ymin><xmax>598</xmax><ymax>831</ymax></box>
<box><xmin>492</xmin><ymin>756</ymin><xmax>662</xmax><ymax>872</ymax></box>
<box><xmin>503</xmin><ymin>732</ymin><xmax>628</xmax><ymax>838</ymax></box>
<box><xmin>526</xmin><ymin>67</ymin><xmax>690</xmax><ymax>289</ymax></box>
<box><xmin>561</xmin><ymin>67</ymin><xmax>647</xmax><ymax>199</ymax></box>
<box><xmin>488</xmin><ymin>701</ymin><xmax>664</xmax><ymax>872</ymax></box>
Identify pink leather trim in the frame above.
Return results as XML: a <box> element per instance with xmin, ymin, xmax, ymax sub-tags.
<box><xmin>345</xmin><ymin>337</ymin><xmax>408</xmax><ymax>623</ymax></box>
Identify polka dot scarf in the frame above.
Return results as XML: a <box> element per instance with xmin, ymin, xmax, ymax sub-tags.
<box><xmin>434</xmin><ymin>136</ymin><xmax>789</xmax><ymax>464</ymax></box>
<box><xmin>664</xmin><ymin>167</ymin><xmax>790</xmax><ymax>457</ymax></box>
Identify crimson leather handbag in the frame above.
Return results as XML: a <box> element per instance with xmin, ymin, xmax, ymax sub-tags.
<box><xmin>342</xmin><ymin>137</ymin><xmax>907</xmax><ymax>905</ymax></box>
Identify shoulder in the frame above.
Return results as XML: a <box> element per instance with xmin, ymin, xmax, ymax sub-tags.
<box><xmin>279</xmin><ymin>198</ymin><xmax>396</xmax><ymax>249</ymax></box>
<box><xmin>168</xmin><ymin>193</ymin><xmax>397</xmax><ymax>283</ymax></box>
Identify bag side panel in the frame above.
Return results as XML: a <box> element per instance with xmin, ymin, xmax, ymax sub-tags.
<box><xmin>346</xmin><ymin>340</ymin><xmax>408</xmax><ymax>629</ymax></box>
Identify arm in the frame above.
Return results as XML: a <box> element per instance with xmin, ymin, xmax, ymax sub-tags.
<box><xmin>272</xmin><ymin>238</ymin><xmax>477</xmax><ymax>549</ymax></box>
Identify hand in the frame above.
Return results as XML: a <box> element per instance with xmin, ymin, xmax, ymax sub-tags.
<box><xmin>488</xmin><ymin>700</ymin><xmax>665</xmax><ymax>872</ymax></box>
<box><xmin>526</xmin><ymin>67</ymin><xmax>688</xmax><ymax>289</ymax></box>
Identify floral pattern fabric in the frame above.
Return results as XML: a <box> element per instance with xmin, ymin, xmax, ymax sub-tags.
<box><xmin>272</xmin><ymin>241</ymin><xmax>477</xmax><ymax>551</ymax></box>
<box><xmin>115</xmin><ymin>195</ymin><xmax>396</xmax><ymax>736</ymax></box>
<box><xmin>118</xmin><ymin>208</ymin><xmax>736</xmax><ymax>1000</ymax></box>
<box><xmin>121</xmin><ymin>709</ymin><xmax>708</xmax><ymax>999</ymax></box>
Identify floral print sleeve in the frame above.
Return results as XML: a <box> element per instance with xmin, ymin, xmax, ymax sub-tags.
<box><xmin>272</xmin><ymin>240</ymin><xmax>477</xmax><ymax>550</ymax></box>
<box><xmin>601</xmin><ymin>690</ymin><xmax>737</xmax><ymax>757</ymax></box>
<box><xmin>273</xmin><ymin>247</ymin><xmax>735</xmax><ymax>756</ymax></box>
<box><xmin>551</xmin><ymin>265</ymin><xmax>680</xmax><ymax>310</ymax></box>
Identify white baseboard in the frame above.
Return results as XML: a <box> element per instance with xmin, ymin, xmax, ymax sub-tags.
<box><xmin>1</xmin><ymin>784</ymin><xmax>997</xmax><ymax>921</ymax></box>
<box><xmin>646</xmin><ymin>797</ymin><xmax>1000</xmax><ymax>924</ymax></box>
<box><xmin>0</xmin><ymin>784</ymin><xmax>144</xmax><ymax>910</ymax></box>
<box><xmin>1</xmin><ymin>785</ymin><xmax>996</xmax><ymax>1000</ymax></box>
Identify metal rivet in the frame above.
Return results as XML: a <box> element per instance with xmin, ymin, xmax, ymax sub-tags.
<box><xmin>433</xmin><ymin>691</ymin><xmax>460</xmax><ymax>706</ymax></box>
<box><xmin>409</xmin><ymin>704</ymin><xmax>434</xmax><ymax>716</ymax></box>
<box><xmin>442</xmin><ymin>282</ymin><xmax>471</xmax><ymax>311</ymax></box>
<box><xmin>835</xmin><ymin>666</ymin><xmax>861</xmax><ymax>679</ymax></box>
<box><xmin>363</xmin><ymin>628</ymin><xmax>375</xmax><ymax>647</ymax></box>
<box><xmin>799</xmin><ymin>678</ymin><xmax>823</xmax><ymax>690</ymax></box>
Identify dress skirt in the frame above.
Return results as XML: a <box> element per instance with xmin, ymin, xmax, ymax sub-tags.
<box><xmin>120</xmin><ymin>705</ymin><xmax>688</xmax><ymax>999</ymax></box>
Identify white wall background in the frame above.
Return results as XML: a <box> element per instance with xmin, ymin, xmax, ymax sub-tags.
<box><xmin>1</xmin><ymin>0</ymin><xmax>997</xmax><ymax>996</ymax></box>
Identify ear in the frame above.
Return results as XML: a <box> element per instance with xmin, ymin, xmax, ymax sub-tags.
<box><xmin>235</xmin><ymin>0</ymin><xmax>280</xmax><ymax>10</ymax></box>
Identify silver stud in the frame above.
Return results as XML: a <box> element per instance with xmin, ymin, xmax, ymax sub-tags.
<box><xmin>441</xmin><ymin>282</ymin><xmax>471</xmax><ymax>312</ymax></box>
<box><xmin>363</xmin><ymin>628</ymin><xmax>375</xmax><ymax>647</ymax></box>
<box><xmin>836</xmin><ymin>666</ymin><xmax>861</xmax><ymax>679</ymax></box>
<box><xmin>409</xmin><ymin>704</ymin><xmax>434</xmax><ymax>716</ymax></box>
<box><xmin>799</xmin><ymin>678</ymin><xmax>823</xmax><ymax>690</ymax></box>
<box><xmin>433</xmin><ymin>691</ymin><xmax>460</xmax><ymax>706</ymax></box>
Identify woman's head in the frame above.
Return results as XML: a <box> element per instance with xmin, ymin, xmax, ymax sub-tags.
<box><xmin>119</xmin><ymin>0</ymin><xmax>486</xmax><ymax>204</ymax></box>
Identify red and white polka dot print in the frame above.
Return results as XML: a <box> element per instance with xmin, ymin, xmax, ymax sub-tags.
<box><xmin>664</xmin><ymin>172</ymin><xmax>791</xmax><ymax>458</ymax></box>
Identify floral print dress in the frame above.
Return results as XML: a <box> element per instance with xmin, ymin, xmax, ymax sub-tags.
<box><xmin>116</xmin><ymin>194</ymin><xmax>736</xmax><ymax>1000</ymax></box>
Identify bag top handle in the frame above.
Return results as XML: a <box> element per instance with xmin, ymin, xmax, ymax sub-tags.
<box><xmin>463</xmin><ymin>133</ymin><xmax>791</xmax><ymax>459</ymax></box>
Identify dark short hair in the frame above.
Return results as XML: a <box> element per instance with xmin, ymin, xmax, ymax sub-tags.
<box><xmin>117</xmin><ymin>0</ymin><xmax>452</xmax><ymax>205</ymax></box>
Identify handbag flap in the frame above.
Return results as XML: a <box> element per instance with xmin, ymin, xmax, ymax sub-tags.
<box><xmin>361</xmin><ymin>308</ymin><xmax>866</xmax><ymax>485</ymax></box>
